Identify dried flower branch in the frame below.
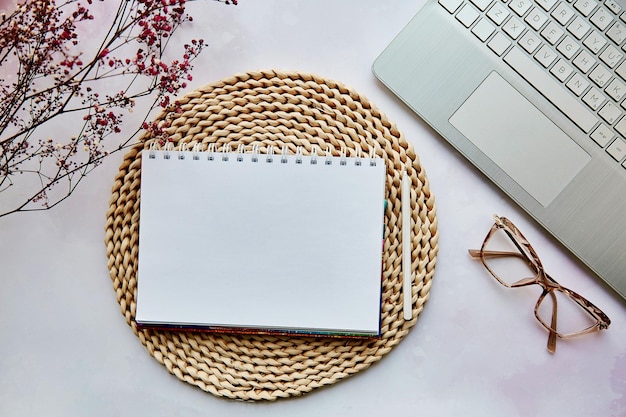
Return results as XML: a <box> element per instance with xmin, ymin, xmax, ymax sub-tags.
<box><xmin>0</xmin><ymin>0</ymin><xmax>235</xmax><ymax>218</ymax></box>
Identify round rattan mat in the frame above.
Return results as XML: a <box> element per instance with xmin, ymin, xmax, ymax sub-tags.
<box><xmin>104</xmin><ymin>70</ymin><xmax>438</xmax><ymax>401</ymax></box>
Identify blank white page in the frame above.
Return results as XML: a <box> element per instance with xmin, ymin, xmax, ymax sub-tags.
<box><xmin>136</xmin><ymin>148</ymin><xmax>386</xmax><ymax>336</ymax></box>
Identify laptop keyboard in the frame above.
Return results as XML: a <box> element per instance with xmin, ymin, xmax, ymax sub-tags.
<box><xmin>439</xmin><ymin>0</ymin><xmax>626</xmax><ymax>169</ymax></box>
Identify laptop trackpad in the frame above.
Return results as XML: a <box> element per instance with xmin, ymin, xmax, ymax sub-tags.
<box><xmin>449</xmin><ymin>72</ymin><xmax>590</xmax><ymax>207</ymax></box>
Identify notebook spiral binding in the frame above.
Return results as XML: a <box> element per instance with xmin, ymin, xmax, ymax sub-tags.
<box><xmin>147</xmin><ymin>142</ymin><xmax>380</xmax><ymax>167</ymax></box>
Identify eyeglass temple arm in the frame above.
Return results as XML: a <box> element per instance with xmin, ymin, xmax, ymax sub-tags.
<box><xmin>545</xmin><ymin>290</ymin><xmax>558</xmax><ymax>354</ymax></box>
<box><xmin>468</xmin><ymin>249</ymin><xmax>527</xmax><ymax>260</ymax></box>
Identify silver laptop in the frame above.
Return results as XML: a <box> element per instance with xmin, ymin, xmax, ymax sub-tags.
<box><xmin>373</xmin><ymin>0</ymin><xmax>626</xmax><ymax>300</ymax></box>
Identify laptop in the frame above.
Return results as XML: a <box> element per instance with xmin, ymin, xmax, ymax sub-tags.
<box><xmin>373</xmin><ymin>0</ymin><xmax>626</xmax><ymax>300</ymax></box>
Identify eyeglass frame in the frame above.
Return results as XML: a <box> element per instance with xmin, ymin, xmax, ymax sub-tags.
<box><xmin>468</xmin><ymin>214</ymin><xmax>611</xmax><ymax>353</ymax></box>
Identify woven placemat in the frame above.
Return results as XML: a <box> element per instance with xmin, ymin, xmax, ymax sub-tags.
<box><xmin>104</xmin><ymin>70</ymin><xmax>438</xmax><ymax>401</ymax></box>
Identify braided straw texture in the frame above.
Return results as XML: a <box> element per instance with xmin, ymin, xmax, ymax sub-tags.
<box><xmin>104</xmin><ymin>70</ymin><xmax>438</xmax><ymax>401</ymax></box>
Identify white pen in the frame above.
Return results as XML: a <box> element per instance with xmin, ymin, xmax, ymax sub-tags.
<box><xmin>402</xmin><ymin>170</ymin><xmax>412</xmax><ymax>321</ymax></box>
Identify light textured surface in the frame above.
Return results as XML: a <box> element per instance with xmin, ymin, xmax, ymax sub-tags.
<box><xmin>1</xmin><ymin>1</ymin><xmax>625</xmax><ymax>416</ymax></box>
<box><xmin>104</xmin><ymin>70</ymin><xmax>438</xmax><ymax>400</ymax></box>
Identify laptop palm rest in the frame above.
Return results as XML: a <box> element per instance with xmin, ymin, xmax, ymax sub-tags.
<box><xmin>450</xmin><ymin>72</ymin><xmax>591</xmax><ymax>207</ymax></box>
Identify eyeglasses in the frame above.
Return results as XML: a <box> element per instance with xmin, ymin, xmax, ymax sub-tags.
<box><xmin>468</xmin><ymin>215</ymin><xmax>610</xmax><ymax>353</ymax></box>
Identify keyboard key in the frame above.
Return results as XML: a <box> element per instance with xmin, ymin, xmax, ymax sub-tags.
<box><xmin>504</xmin><ymin>47</ymin><xmax>599</xmax><ymax>132</ymax></box>
<box><xmin>567</xmin><ymin>73</ymin><xmax>591</xmax><ymax>95</ymax></box>
<box><xmin>535</xmin><ymin>44</ymin><xmax>558</xmax><ymax>67</ymax></box>
<box><xmin>542</xmin><ymin>21</ymin><xmax>565</xmax><ymax>44</ymax></box>
<box><xmin>583</xmin><ymin>30</ymin><xmax>607</xmax><ymax>53</ymax></box>
<box><xmin>536</xmin><ymin>0</ymin><xmax>558</xmax><ymax>11</ymax></box>
<box><xmin>457</xmin><ymin>4</ymin><xmax>480</xmax><ymax>27</ymax></box>
<box><xmin>552</xmin><ymin>3</ymin><xmax>576</xmax><ymax>25</ymax></box>
<box><xmin>557</xmin><ymin>35</ymin><xmax>581</xmax><ymax>58</ymax></box>
<box><xmin>488</xmin><ymin>31</ymin><xmax>513</xmax><ymax>55</ymax></box>
<box><xmin>583</xmin><ymin>86</ymin><xmax>606</xmax><ymax>110</ymax></box>
<box><xmin>599</xmin><ymin>101</ymin><xmax>622</xmax><ymax>123</ymax></box>
<box><xmin>615</xmin><ymin>116</ymin><xmax>626</xmax><ymax>135</ymax></box>
<box><xmin>589</xmin><ymin>64</ymin><xmax>612</xmax><ymax>87</ymax></box>
<box><xmin>607</xmin><ymin>21</ymin><xmax>626</xmax><ymax>44</ymax></box>
<box><xmin>526</xmin><ymin>7</ymin><xmax>549</xmax><ymax>30</ymax></box>
<box><xmin>568</xmin><ymin>16</ymin><xmax>592</xmax><ymax>39</ymax></box>
<box><xmin>520</xmin><ymin>31</ymin><xmax>542</xmax><ymax>53</ymax></box>
<box><xmin>503</xmin><ymin>16</ymin><xmax>527</xmax><ymax>39</ymax></box>
<box><xmin>551</xmin><ymin>58</ymin><xmax>575</xmax><ymax>81</ymax></box>
<box><xmin>510</xmin><ymin>0</ymin><xmax>533</xmax><ymax>16</ymax></box>
<box><xmin>439</xmin><ymin>0</ymin><xmax>464</xmax><ymax>13</ymax></box>
<box><xmin>606</xmin><ymin>137</ymin><xmax>626</xmax><ymax>160</ymax></box>
<box><xmin>616</xmin><ymin>60</ymin><xmax>626</xmax><ymax>80</ymax></box>
<box><xmin>606</xmin><ymin>78</ymin><xmax>626</xmax><ymax>101</ymax></box>
<box><xmin>590</xmin><ymin>7</ymin><xmax>613</xmax><ymax>29</ymax></box>
<box><xmin>470</xmin><ymin>0</ymin><xmax>493</xmax><ymax>11</ymax></box>
<box><xmin>473</xmin><ymin>18</ymin><xmax>496</xmax><ymax>41</ymax></box>
<box><xmin>574</xmin><ymin>0</ymin><xmax>598</xmax><ymax>16</ymax></box>
<box><xmin>599</xmin><ymin>45</ymin><xmax>623</xmax><ymax>67</ymax></box>
<box><xmin>573</xmin><ymin>50</ymin><xmax>596</xmax><ymax>73</ymax></box>
<box><xmin>605</xmin><ymin>0</ymin><xmax>622</xmax><ymax>14</ymax></box>
<box><xmin>591</xmin><ymin>124</ymin><xmax>614</xmax><ymax>146</ymax></box>
<box><xmin>487</xmin><ymin>2</ymin><xmax>511</xmax><ymax>24</ymax></box>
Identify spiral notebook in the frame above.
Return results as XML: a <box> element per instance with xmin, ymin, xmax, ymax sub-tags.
<box><xmin>135</xmin><ymin>144</ymin><xmax>386</xmax><ymax>337</ymax></box>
